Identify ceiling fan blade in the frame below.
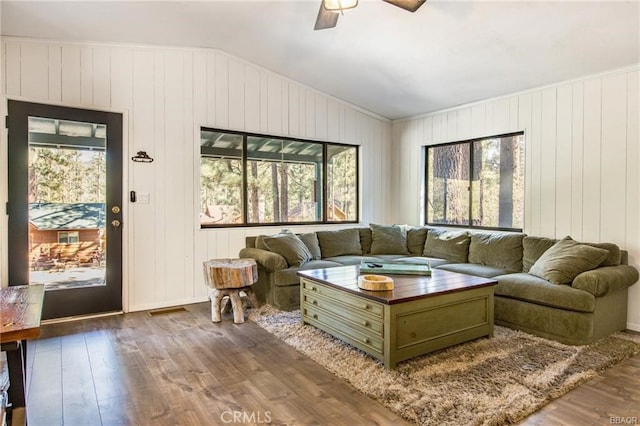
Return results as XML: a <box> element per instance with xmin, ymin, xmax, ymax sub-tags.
<box><xmin>382</xmin><ymin>0</ymin><xmax>426</xmax><ymax>13</ymax></box>
<box><xmin>314</xmin><ymin>1</ymin><xmax>339</xmax><ymax>30</ymax></box>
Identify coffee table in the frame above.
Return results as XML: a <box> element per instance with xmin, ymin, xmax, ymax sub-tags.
<box><xmin>297</xmin><ymin>266</ymin><xmax>497</xmax><ymax>369</ymax></box>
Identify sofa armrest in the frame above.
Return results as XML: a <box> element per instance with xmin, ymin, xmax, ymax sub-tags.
<box><xmin>572</xmin><ymin>265</ymin><xmax>639</xmax><ymax>297</ymax></box>
<box><xmin>239</xmin><ymin>248</ymin><xmax>288</xmax><ymax>273</ymax></box>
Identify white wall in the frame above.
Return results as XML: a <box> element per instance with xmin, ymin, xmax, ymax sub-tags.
<box><xmin>0</xmin><ymin>37</ymin><xmax>392</xmax><ymax>311</ymax></box>
<box><xmin>391</xmin><ymin>65</ymin><xmax>640</xmax><ymax>331</ymax></box>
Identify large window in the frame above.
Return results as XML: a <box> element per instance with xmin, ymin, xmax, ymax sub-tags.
<box><xmin>200</xmin><ymin>128</ymin><xmax>359</xmax><ymax>227</ymax></box>
<box><xmin>425</xmin><ymin>132</ymin><xmax>525</xmax><ymax>231</ymax></box>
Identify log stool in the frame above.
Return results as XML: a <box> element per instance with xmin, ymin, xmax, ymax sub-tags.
<box><xmin>202</xmin><ymin>258</ymin><xmax>259</xmax><ymax>324</ymax></box>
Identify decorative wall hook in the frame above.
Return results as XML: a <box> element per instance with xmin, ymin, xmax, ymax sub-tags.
<box><xmin>132</xmin><ymin>151</ymin><xmax>154</xmax><ymax>163</ymax></box>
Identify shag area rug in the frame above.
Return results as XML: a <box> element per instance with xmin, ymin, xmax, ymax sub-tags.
<box><xmin>248</xmin><ymin>306</ymin><xmax>640</xmax><ymax>426</ymax></box>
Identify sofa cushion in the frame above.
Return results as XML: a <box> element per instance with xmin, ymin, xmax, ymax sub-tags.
<box><xmin>317</xmin><ymin>228</ymin><xmax>362</xmax><ymax>258</ymax></box>
<box><xmin>370</xmin><ymin>224</ymin><xmax>410</xmax><ymax>255</ymax></box>
<box><xmin>585</xmin><ymin>242</ymin><xmax>621</xmax><ymax>266</ymax></box>
<box><xmin>468</xmin><ymin>232</ymin><xmax>524</xmax><ymax>272</ymax></box>
<box><xmin>358</xmin><ymin>227</ymin><xmax>373</xmax><ymax>255</ymax></box>
<box><xmin>522</xmin><ymin>236</ymin><xmax>556</xmax><ymax>272</ymax></box>
<box><xmin>437</xmin><ymin>263</ymin><xmax>509</xmax><ymax>278</ymax></box>
<box><xmin>263</xmin><ymin>232</ymin><xmax>312</xmax><ymax>267</ymax></box>
<box><xmin>529</xmin><ymin>237</ymin><xmax>609</xmax><ymax>285</ymax></box>
<box><xmin>299</xmin><ymin>232</ymin><xmax>322</xmax><ymax>260</ymax></box>
<box><xmin>495</xmin><ymin>273</ymin><xmax>595</xmax><ymax>313</ymax></box>
<box><xmin>406</xmin><ymin>226</ymin><xmax>429</xmax><ymax>256</ymax></box>
<box><xmin>422</xmin><ymin>228</ymin><xmax>470</xmax><ymax>263</ymax></box>
<box><xmin>274</xmin><ymin>260</ymin><xmax>344</xmax><ymax>286</ymax></box>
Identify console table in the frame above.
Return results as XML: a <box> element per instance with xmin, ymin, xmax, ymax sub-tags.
<box><xmin>0</xmin><ymin>284</ymin><xmax>45</xmax><ymax>425</ymax></box>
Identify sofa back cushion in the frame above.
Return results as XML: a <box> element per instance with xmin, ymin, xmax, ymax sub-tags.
<box><xmin>299</xmin><ymin>232</ymin><xmax>322</xmax><ymax>260</ymax></box>
<box><xmin>317</xmin><ymin>228</ymin><xmax>362</xmax><ymax>258</ymax></box>
<box><xmin>422</xmin><ymin>228</ymin><xmax>470</xmax><ymax>263</ymax></box>
<box><xmin>584</xmin><ymin>242</ymin><xmax>621</xmax><ymax>266</ymax></box>
<box><xmin>406</xmin><ymin>226</ymin><xmax>429</xmax><ymax>256</ymax></box>
<box><xmin>468</xmin><ymin>232</ymin><xmax>524</xmax><ymax>272</ymax></box>
<box><xmin>522</xmin><ymin>236</ymin><xmax>557</xmax><ymax>272</ymax></box>
<box><xmin>358</xmin><ymin>227</ymin><xmax>373</xmax><ymax>255</ymax></box>
<box><xmin>528</xmin><ymin>236</ymin><xmax>609</xmax><ymax>285</ymax></box>
<box><xmin>369</xmin><ymin>224</ymin><xmax>410</xmax><ymax>255</ymax></box>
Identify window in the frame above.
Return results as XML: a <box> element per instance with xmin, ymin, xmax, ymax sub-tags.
<box><xmin>58</xmin><ymin>231</ymin><xmax>79</xmax><ymax>244</ymax></box>
<box><xmin>425</xmin><ymin>132</ymin><xmax>525</xmax><ymax>231</ymax></box>
<box><xmin>200</xmin><ymin>128</ymin><xmax>359</xmax><ymax>227</ymax></box>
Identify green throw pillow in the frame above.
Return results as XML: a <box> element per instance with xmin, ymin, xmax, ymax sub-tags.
<box><xmin>358</xmin><ymin>227</ymin><xmax>373</xmax><ymax>255</ymax></box>
<box><xmin>422</xmin><ymin>228</ymin><xmax>470</xmax><ymax>263</ymax></box>
<box><xmin>262</xmin><ymin>232</ymin><xmax>312</xmax><ymax>267</ymax></box>
<box><xmin>528</xmin><ymin>236</ymin><xmax>609</xmax><ymax>285</ymax></box>
<box><xmin>369</xmin><ymin>224</ymin><xmax>410</xmax><ymax>255</ymax></box>
<box><xmin>317</xmin><ymin>229</ymin><xmax>362</xmax><ymax>258</ymax></box>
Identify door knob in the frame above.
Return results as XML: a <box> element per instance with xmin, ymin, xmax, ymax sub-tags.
<box><xmin>111</xmin><ymin>219</ymin><xmax>121</xmax><ymax>228</ymax></box>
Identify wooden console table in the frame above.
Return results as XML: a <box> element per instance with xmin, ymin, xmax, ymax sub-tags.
<box><xmin>0</xmin><ymin>284</ymin><xmax>45</xmax><ymax>425</ymax></box>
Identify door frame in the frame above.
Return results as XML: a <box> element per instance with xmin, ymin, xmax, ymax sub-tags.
<box><xmin>2</xmin><ymin>97</ymin><xmax>130</xmax><ymax>316</ymax></box>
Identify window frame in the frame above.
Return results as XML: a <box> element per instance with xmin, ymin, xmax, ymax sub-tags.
<box><xmin>424</xmin><ymin>131</ymin><xmax>525</xmax><ymax>232</ymax></box>
<box><xmin>200</xmin><ymin>127</ymin><xmax>360</xmax><ymax>228</ymax></box>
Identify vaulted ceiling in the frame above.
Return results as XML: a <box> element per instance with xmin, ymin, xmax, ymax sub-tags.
<box><xmin>2</xmin><ymin>0</ymin><xmax>639</xmax><ymax>119</ymax></box>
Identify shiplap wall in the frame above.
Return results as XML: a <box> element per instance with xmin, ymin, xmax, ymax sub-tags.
<box><xmin>391</xmin><ymin>66</ymin><xmax>640</xmax><ymax>330</ymax></box>
<box><xmin>0</xmin><ymin>37</ymin><xmax>392</xmax><ymax>311</ymax></box>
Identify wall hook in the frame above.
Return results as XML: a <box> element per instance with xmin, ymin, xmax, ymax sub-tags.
<box><xmin>132</xmin><ymin>151</ymin><xmax>154</xmax><ymax>163</ymax></box>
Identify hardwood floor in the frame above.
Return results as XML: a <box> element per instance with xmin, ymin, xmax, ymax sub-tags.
<box><xmin>22</xmin><ymin>302</ymin><xmax>640</xmax><ymax>425</ymax></box>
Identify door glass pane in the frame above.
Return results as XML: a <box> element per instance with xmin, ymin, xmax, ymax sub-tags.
<box><xmin>28</xmin><ymin>117</ymin><xmax>107</xmax><ymax>290</ymax></box>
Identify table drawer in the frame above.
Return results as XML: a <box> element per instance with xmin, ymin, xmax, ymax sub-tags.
<box><xmin>301</xmin><ymin>279</ymin><xmax>383</xmax><ymax>317</ymax></box>
<box><xmin>302</xmin><ymin>291</ymin><xmax>383</xmax><ymax>336</ymax></box>
<box><xmin>303</xmin><ymin>304</ymin><xmax>384</xmax><ymax>355</ymax></box>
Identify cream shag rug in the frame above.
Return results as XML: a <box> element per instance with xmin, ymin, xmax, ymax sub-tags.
<box><xmin>248</xmin><ymin>306</ymin><xmax>640</xmax><ymax>426</ymax></box>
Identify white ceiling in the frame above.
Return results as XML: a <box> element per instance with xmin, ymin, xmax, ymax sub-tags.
<box><xmin>2</xmin><ymin>0</ymin><xmax>639</xmax><ymax>119</ymax></box>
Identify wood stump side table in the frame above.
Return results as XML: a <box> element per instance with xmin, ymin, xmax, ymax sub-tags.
<box><xmin>203</xmin><ymin>258</ymin><xmax>259</xmax><ymax>324</ymax></box>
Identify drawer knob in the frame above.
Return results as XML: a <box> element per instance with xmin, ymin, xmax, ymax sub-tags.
<box><xmin>312</xmin><ymin>300</ymin><xmax>318</xmax><ymax>305</ymax></box>
<box><xmin>363</xmin><ymin>320</ymin><xmax>370</xmax><ymax>326</ymax></box>
<box><xmin>312</xmin><ymin>314</ymin><xmax>318</xmax><ymax>319</ymax></box>
<box><xmin>363</xmin><ymin>338</ymin><xmax>370</xmax><ymax>344</ymax></box>
<box><xmin>311</xmin><ymin>286</ymin><xmax>317</xmax><ymax>291</ymax></box>
<box><xmin>362</xmin><ymin>304</ymin><xmax>370</xmax><ymax>309</ymax></box>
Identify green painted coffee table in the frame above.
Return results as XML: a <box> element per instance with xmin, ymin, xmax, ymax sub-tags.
<box><xmin>298</xmin><ymin>266</ymin><xmax>497</xmax><ymax>369</ymax></box>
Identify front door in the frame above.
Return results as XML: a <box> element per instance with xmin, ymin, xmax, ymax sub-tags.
<box><xmin>7</xmin><ymin>100</ymin><xmax>123</xmax><ymax>319</ymax></box>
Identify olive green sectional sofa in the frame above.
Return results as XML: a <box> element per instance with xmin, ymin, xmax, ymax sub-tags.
<box><xmin>239</xmin><ymin>225</ymin><xmax>638</xmax><ymax>345</ymax></box>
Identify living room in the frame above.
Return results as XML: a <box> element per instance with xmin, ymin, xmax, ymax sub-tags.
<box><xmin>0</xmin><ymin>1</ymin><xmax>639</xmax><ymax>425</ymax></box>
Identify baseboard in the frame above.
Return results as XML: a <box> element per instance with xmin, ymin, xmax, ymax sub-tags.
<box><xmin>626</xmin><ymin>321</ymin><xmax>640</xmax><ymax>332</ymax></box>
<box><xmin>129</xmin><ymin>296</ymin><xmax>209</xmax><ymax>313</ymax></box>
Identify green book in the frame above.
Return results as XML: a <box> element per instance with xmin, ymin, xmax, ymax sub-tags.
<box><xmin>359</xmin><ymin>261</ymin><xmax>431</xmax><ymax>276</ymax></box>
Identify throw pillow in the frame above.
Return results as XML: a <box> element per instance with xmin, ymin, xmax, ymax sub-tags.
<box><xmin>262</xmin><ymin>232</ymin><xmax>312</xmax><ymax>267</ymax></box>
<box><xmin>584</xmin><ymin>242</ymin><xmax>620</xmax><ymax>267</ymax></box>
<box><xmin>316</xmin><ymin>228</ymin><xmax>362</xmax><ymax>258</ymax></box>
<box><xmin>299</xmin><ymin>232</ymin><xmax>322</xmax><ymax>260</ymax></box>
<box><xmin>422</xmin><ymin>228</ymin><xmax>470</xmax><ymax>263</ymax></box>
<box><xmin>358</xmin><ymin>227</ymin><xmax>373</xmax><ymax>254</ymax></box>
<box><xmin>528</xmin><ymin>236</ymin><xmax>609</xmax><ymax>285</ymax></box>
<box><xmin>255</xmin><ymin>235</ymin><xmax>269</xmax><ymax>250</ymax></box>
<box><xmin>369</xmin><ymin>224</ymin><xmax>410</xmax><ymax>255</ymax></box>
<box><xmin>406</xmin><ymin>226</ymin><xmax>429</xmax><ymax>256</ymax></box>
<box><xmin>468</xmin><ymin>232</ymin><xmax>524</xmax><ymax>272</ymax></box>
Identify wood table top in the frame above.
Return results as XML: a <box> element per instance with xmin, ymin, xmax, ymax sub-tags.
<box><xmin>298</xmin><ymin>266</ymin><xmax>497</xmax><ymax>305</ymax></box>
<box><xmin>0</xmin><ymin>284</ymin><xmax>45</xmax><ymax>343</ymax></box>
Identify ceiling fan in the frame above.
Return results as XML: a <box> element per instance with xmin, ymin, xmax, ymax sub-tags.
<box><xmin>314</xmin><ymin>0</ymin><xmax>426</xmax><ymax>30</ymax></box>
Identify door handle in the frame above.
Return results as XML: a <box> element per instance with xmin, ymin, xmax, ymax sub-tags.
<box><xmin>111</xmin><ymin>219</ymin><xmax>121</xmax><ymax>228</ymax></box>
